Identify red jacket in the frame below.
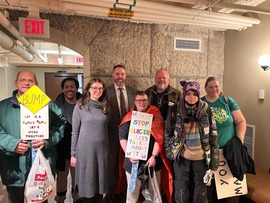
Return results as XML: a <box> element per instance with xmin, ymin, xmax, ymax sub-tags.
<box><xmin>116</xmin><ymin>105</ymin><xmax>173</xmax><ymax>203</ymax></box>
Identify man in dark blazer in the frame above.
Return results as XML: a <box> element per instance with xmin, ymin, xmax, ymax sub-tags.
<box><xmin>106</xmin><ymin>64</ymin><xmax>137</xmax><ymax>202</ymax></box>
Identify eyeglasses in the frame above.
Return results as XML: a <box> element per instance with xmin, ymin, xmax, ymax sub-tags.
<box><xmin>90</xmin><ymin>87</ymin><xmax>105</xmax><ymax>92</ymax></box>
<box><xmin>18</xmin><ymin>79</ymin><xmax>35</xmax><ymax>84</ymax></box>
<box><xmin>135</xmin><ymin>99</ymin><xmax>148</xmax><ymax>104</ymax></box>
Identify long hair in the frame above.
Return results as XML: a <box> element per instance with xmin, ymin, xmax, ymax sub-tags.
<box><xmin>78</xmin><ymin>78</ymin><xmax>109</xmax><ymax>114</ymax></box>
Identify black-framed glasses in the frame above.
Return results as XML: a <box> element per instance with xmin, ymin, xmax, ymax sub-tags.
<box><xmin>135</xmin><ymin>99</ymin><xmax>148</xmax><ymax>104</ymax></box>
<box><xmin>90</xmin><ymin>87</ymin><xmax>105</xmax><ymax>92</ymax></box>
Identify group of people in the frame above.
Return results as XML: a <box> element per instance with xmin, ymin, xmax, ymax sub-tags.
<box><xmin>0</xmin><ymin>66</ymin><xmax>246</xmax><ymax>203</ymax></box>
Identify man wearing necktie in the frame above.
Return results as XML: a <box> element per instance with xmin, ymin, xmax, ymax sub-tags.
<box><xmin>118</xmin><ymin>87</ymin><xmax>127</xmax><ymax>119</ymax></box>
<box><xmin>106</xmin><ymin>64</ymin><xmax>137</xmax><ymax>202</ymax></box>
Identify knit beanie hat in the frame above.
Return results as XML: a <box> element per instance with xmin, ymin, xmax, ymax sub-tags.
<box><xmin>180</xmin><ymin>80</ymin><xmax>200</xmax><ymax>99</ymax></box>
<box><xmin>180</xmin><ymin>80</ymin><xmax>201</xmax><ymax>120</ymax></box>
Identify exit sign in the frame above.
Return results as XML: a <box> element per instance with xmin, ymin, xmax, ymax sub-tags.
<box><xmin>19</xmin><ymin>17</ymin><xmax>50</xmax><ymax>39</ymax></box>
<box><xmin>76</xmin><ymin>57</ymin><xmax>84</xmax><ymax>63</ymax></box>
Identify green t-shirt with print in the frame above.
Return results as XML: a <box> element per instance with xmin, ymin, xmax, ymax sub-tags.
<box><xmin>201</xmin><ymin>95</ymin><xmax>240</xmax><ymax>148</ymax></box>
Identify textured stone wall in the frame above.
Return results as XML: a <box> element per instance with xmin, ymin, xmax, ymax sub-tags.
<box><xmin>9</xmin><ymin>11</ymin><xmax>225</xmax><ymax>94</ymax></box>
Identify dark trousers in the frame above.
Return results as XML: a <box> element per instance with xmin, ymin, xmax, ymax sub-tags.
<box><xmin>6</xmin><ymin>186</ymin><xmax>48</xmax><ymax>203</ymax></box>
<box><xmin>81</xmin><ymin>193</ymin><xmax>103</xmax><ymax>203</ymax></box>
<box><xmin>173</xmin><ymin>157</ymin><xmax>207</xmax><ymax>203</ymax></box>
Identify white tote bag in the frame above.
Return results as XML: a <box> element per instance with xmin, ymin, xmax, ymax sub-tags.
<box><xmin>24</xmin><ymin>149</ymin><xmax>55</xmax><ymax>203</ymax></box>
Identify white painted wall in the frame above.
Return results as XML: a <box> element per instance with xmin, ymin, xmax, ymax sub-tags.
<box><xmin>0</xmin><ymin>67</ymin><xmax>18</xmax><ymax>100</ymax></box>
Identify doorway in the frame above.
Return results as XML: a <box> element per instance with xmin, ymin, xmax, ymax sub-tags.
<box><xmin>45</xmin><ymin>72</ymin><xmax>83</xmax><ymax>101</ymax></box>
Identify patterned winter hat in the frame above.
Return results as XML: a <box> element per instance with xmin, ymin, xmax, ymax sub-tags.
<box><xmin>180</xmin><ymin>80</ymin><xmax>200</xmax><ymax>99</ymax></box>
<box><xmin>180</xmin><ymin>80</ymin><xmax>201</xmax><ymax>120</ymax></box>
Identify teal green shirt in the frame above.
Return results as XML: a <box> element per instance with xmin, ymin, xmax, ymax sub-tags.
<box><xmin>201</xmin><ymin>96</ymin><xmax>239</xmax><ymax>148</ymax></box>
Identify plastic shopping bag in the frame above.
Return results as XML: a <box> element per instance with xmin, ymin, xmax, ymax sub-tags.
<box><xmin>24</xmin><ymin>149</ymin><xmax>55</xmax><ymax>203</ymax></box>
<box><xmin>147</xmin><ymin>167</ymin><xmax>162</xmax><ymax>203</ymax></box>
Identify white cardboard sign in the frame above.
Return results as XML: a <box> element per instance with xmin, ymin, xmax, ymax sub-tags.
<box><xmin>125</xmin><ymin>111</ymin><xmax>153</xmax><ymax>161</ymax></box>
<box><xmin>215</xmin><ymin>149</ymin><xmax>248</xmax><ymax>199</ymax></box>
<box><xmin>20</xmin><ymin>104</ymin><xmax>49</xmax><ymax>140</ymax></box>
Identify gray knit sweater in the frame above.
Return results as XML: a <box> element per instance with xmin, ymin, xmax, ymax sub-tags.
<box><xmin>71</xmin><ymin>99</ymin><xmax>109</xmax><ymax>198</ymax></box>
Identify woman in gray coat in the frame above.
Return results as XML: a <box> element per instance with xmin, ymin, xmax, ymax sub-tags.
<box><xmin>70</xmin><ymin>78</ymin><xmax>110</xmax><ymax>203</ymax></box>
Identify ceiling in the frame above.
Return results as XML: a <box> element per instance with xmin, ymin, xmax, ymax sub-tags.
<box><xmin>1</xmin><ymin>0</ymin><xmax>269</xmax><ymax>30</ymax></box>
<box><xmin>0</xmin><ymin>0</ymin><xmax>269</xmax><ymax>67</ymax></box>
<box><xmin>0</xmin><ymin>41</ymin><xmax>84</xmax><ymax>68</ymax></box>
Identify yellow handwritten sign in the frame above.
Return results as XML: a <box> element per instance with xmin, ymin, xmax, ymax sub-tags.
<box><xmin>108</xmin><ymin>8</ymin><xmax>134</xmax><ymax>19</ymax></box>
<box><xmin>18</xmin><ymin>85</ymin><xmax>51</xmax><ymax>114</ymax></box>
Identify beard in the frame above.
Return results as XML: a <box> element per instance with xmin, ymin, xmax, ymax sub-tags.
<box><xmin>156</xmin><ymin>83</ymin><xmax>167</xmax><ymax>92</ymax></box>
<box><xmin>115</xmin><ymin>79</ymin><xmax>124</xmax><ymax>87</ymax></box>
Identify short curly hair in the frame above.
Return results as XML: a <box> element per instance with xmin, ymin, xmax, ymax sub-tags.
<box><xmin>61</xmin><ymin>77</ymin><xmax>79</xmax><ymax>89</ymax></box>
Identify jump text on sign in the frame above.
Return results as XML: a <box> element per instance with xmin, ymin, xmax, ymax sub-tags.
<box><xmin>21</xmin><ymin>93</ymin><xmax>47</xmax><ymax>105</ymax></box>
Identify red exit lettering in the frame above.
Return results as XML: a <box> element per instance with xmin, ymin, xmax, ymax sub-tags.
<box><xmin>24</xmin><ymin>19</ymin><xmax>45</xmax><ymax>35</ymax></box>
<box><xmin>76</xmin><ymin>57</ymin><xmax>84</xmax><ymax>63</ymax></box>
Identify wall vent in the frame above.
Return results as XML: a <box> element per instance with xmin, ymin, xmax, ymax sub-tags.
<box><xmin>174</xmin><ymin>38</ymin><xmax>201</xmax><ymax>52</ymax></box>
<box><xmin>244</xmin><ymin>124</ymin><xmax>255</xmax><ymax>159</ymax></box>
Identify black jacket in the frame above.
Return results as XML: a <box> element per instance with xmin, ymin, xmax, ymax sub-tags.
<box><xmin>55</xmin><ymin>92</ymin><xmax>81</xmax><ymax>171</ymax></box>
<box><xmin>223</xmin><ymin>137</ymin><xmax>256</xmax><ymax>181</ymax></box>
<box><xmin>145</xmin><ymin>85</ymin><xmax>181</xmax><ymax>120</ymax></box>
